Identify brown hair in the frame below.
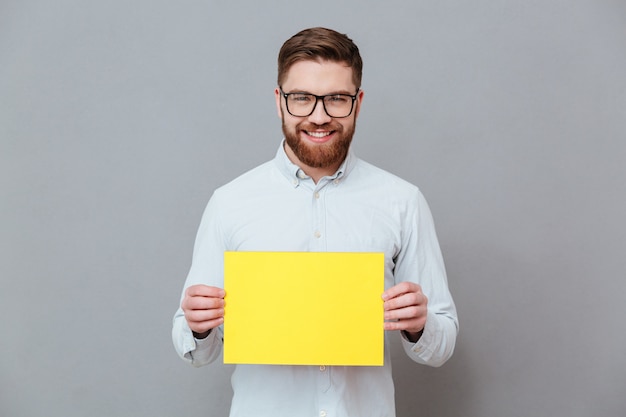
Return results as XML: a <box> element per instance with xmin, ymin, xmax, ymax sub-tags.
<box><xmin>277</xmin><ymin>27</ymin><xmax>363</xmax><ymax>89</ymax></box>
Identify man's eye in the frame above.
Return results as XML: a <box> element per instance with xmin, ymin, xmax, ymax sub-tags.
<box><xmin>291</xmin><ymin>94</ymin><xmax>313</xmax><ymax>102</ymax></box>
<box><xmin>327</xmin><ymin>95</ymin><xmax>349</xmax><ymax>104</ymax></box>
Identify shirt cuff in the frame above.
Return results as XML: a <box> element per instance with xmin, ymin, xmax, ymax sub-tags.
<box><xmin>400</xmin><ymin>310</ymin><xmax>446</xmax><ymax>366</ymax></box>
<box><xmin>178</xmin><ymin>322</ymin><xmax>224</xmax><ymax>367</ymax></box>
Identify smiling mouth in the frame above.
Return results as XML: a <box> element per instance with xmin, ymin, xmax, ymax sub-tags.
<box><xmin>305</xmin><ymin>130</ymin><xmax>333</xmax><ymax>139</ymax></box>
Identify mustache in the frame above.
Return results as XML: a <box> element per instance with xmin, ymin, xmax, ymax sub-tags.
<box><xmin>297</xmin><ymin>121</ymin><xmax>341</xmax><ymax>131</ymax></box>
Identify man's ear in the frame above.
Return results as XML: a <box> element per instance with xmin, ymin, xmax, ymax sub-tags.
<box><xmin>353</xmin><ymin>89</ymin><xmax>365</xmax><ymax>119</ymax></box>
<box><xmin>274</xmin><ymin>87</ymin><xmax>282</xmax><ymax>119</ymax></box>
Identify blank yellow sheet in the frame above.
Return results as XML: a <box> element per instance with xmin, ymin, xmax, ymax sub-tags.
<box><xmin>223</xmin><ymin>251</ymin><xmax>384</xmax><ymax>366</ymax></box>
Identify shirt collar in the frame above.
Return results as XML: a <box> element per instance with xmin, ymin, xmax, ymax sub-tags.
<box><xmin>274</xmin><ymin>139</ymin><xmax>356</xmax><ymax>187</ymax></box>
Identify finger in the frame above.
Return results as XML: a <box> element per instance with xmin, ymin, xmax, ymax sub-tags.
<box><xmin>383</xmin><ymin>305</ymin><xmax>427</xmax><ymax>332</ymax></box>
<box><xmin>186</xmin><ymin>285</ymin><xmax>225</xmax><ymax>298</ymax></box>
<box><xmin>383</xmin><ymin>291</ymin><xmax>426</xmax><ymax>312</ymax></box>
<box><xmin>383</xmin><ymin>316</ymin><xmax>425</xmax><ymax>333</ymax></box>
<box><xmin>382</xmin><ymin>281</ymin><xmax>420</xmax><ymax>301</ymax></box>
<box><xmin>186</xmin><ymin>316</ymin><xmax>224</xmax><ymax>334</ymax></box>
<box><xmin>185</xmin><ymin>307</ymin><xmax>225</xmax><ymax>323</ymax></box>
<box><xmin>384</xmin><ymin>305</ymin><xmax>423</xmax><ymax>321</ymax></box>
<box><xmin>184</xmin><ymin>305</ymin><xmax>225</xmax><ymax>334</ymax></box>
<box><xmin>182</xmin><ymin>295</ymin><xmax>225</xmax><ymax>311</ymax></box>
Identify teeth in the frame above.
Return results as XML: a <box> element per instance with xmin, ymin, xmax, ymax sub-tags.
<box><xmin>307</xmin><ymin>131</ymin><xmax>331</xmax><ymax>138</ymax></box>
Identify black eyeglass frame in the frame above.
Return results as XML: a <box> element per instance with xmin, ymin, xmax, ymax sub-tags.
<box><xmin>279</xmin><ymin>87</ymin><xmax>360</xmax><ymax>118</ymax></box>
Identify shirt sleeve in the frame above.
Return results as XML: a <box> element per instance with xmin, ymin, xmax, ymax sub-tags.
<box><xmin>171</xmin><ymin>192</ymin><xmax>228</xmax><ymax>367</ymax></box>
<box><xmin>172</xmin><ymin>308</ymin><xmax>225</xmax><ymax>367</ymax></box>
<box><xmin>394</xmin><ymin>189</ymin><xmax>459</xmax><ymax>367</ymax></box>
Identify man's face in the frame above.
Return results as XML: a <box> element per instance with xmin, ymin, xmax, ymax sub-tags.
<box><xmin>275</xmin><ymin>60</ymin><xmax>364</xmax><ymax>171</ymax></box>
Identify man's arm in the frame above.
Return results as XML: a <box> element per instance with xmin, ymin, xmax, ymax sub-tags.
<box><xmin>172</xmin><ymin>192</ymin><xmax>229</xmax><ymax>367</ymax></box>
<box><xmin>390</xmin><ymin>189</ymin><xmax>459</xmax><ymax>367</ymax></box>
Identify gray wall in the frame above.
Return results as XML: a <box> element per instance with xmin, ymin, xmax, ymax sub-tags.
<box><xmin>2</xmin><ymin>1</ymin><xmax>625</xmax><ymax>416</ymax></box>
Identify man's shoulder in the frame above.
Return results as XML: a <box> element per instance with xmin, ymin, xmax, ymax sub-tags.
<box><xmin>353</xmin><ymin>158</ymin><xmax>420</xmax><ymax>195</ymax></box>
<box><xmin>213</xmin><ymin>159</ymin><xmax>276</xmax><ymax>196</ymax></box>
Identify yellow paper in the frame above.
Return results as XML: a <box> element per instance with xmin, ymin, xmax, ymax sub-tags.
<box><xmin>223</xmin><ymin>251</ymin><xmax>384</xmax><ymax>366</ymax></box>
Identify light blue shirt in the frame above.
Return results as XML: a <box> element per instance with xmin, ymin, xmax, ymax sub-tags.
<box><xmin>172</xmin><ymin>141</ymin><xmax>458</xmax><ymax>417</ymax></box>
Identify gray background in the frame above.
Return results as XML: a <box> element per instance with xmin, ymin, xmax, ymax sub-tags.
<box><xmin>1</xmin><ymin>1</ymin><xmax>625</xmax><ymax>416</ymax></box>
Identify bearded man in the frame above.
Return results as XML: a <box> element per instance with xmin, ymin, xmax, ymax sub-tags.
<box><xmin>172</xmin><ymin>27</ymin><xmax>458</xmax><ymax>417</ymax></box>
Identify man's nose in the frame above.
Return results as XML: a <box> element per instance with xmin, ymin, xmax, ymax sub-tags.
<box><xmin>307</xmin><ymin>98</ymin><xmax>332</xmax><ymax>124</ymax></box>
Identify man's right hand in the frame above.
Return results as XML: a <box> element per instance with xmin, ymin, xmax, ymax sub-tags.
<box><xmin>181</xmin><ymin>284</ymin><xmax>225</xmax><ymax>339</ymax></box>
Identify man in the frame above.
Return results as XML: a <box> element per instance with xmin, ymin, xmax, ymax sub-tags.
<box><xmin>172</xmin><ymin>27</ymin><xmax>458</xmax><ymax>416</ymax></box>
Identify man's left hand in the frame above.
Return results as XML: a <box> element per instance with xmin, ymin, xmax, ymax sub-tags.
<box><xmin>382</xmin><ymin>282</ymin><xmax>428</xmax><ymax>342</ymax></box>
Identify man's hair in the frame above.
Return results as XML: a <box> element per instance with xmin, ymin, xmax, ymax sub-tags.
<box><xmin>277</xmin><ymin>27</ymin><xmax>363</xmax><ymax>89</ymax></box>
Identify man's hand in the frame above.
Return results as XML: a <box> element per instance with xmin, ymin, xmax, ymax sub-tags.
<box><xmin>181</xmin><ymin>284</ymin><xmax>225</xmax><ymax>339</ymax></box>
<box><xmin>382</xmin><ymin>282</ymin><xmax>428</xmax><ymax>342</ymax></box>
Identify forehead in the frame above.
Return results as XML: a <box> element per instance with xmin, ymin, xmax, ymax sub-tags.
<box><xmin>282</xmin><ymin>60</ymin><xmax>356</xmax><ymax>93</ymax></box>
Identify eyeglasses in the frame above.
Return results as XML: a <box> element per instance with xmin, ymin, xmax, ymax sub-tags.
<box><xmin>280</xmin><ymin>87</ymin><xmax>359</xmax><ymax>118</ymax></box>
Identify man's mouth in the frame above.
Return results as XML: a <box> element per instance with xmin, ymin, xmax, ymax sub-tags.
<box><xmin>305</xmin><ymin>130</ymin><xmax>333</xmax><ymax>139</ymax></box>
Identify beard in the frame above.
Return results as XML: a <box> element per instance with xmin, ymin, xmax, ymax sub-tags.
<box><xmin>281</xmin><ymin>117</ymin><xmax>356</xmax><ymax>169</ymax></box>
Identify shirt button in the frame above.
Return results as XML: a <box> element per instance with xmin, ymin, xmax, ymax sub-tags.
<box><xmin>314</xmin><ymin>192</ymin><xmax>320</xmax><ymax>199</ymax></box>
<box><xmin>320</xmin><ymin>411</ymin><xmax>327</xmax><ymax>417</ymax></box>
<box><xmin>319</xmin><ymin>365</ymin><xmax>326</xmax><ymax>371</ymax></box>
<box><xmin>314</xmin><ymin>231</ymin><xmax>321</xmax><ymax>238</ymax></box>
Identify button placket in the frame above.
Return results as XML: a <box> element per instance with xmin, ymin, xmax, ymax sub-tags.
<box><xmin>311</xmin><ymin>184</ymin><xmax>326</xmax><ymax>249</ymax></box>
